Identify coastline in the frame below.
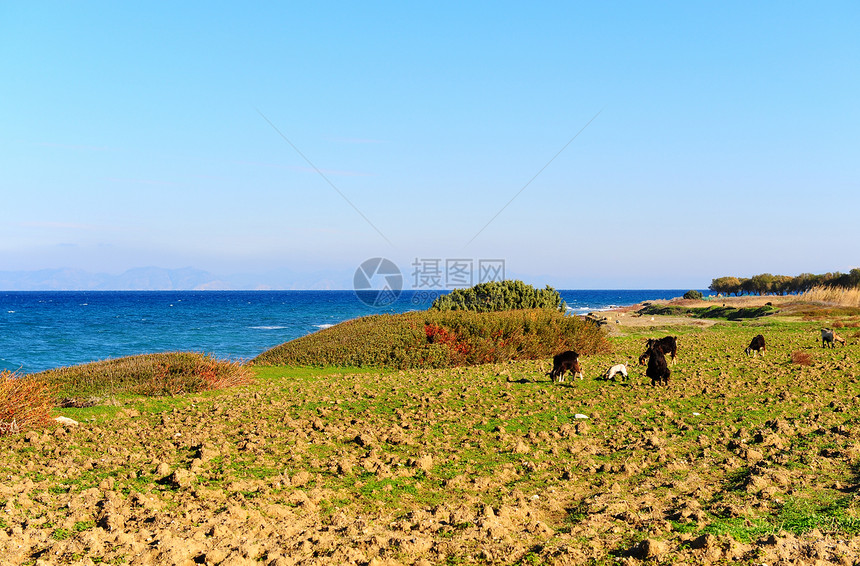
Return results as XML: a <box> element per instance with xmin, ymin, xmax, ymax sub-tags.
<box><xmin>587</xmin><ymin>293</ymin><xmax>801</xmax><ymax>335</ymax></box>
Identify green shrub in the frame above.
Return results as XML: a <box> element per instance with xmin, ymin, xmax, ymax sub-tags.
<box><xmin>430</xmin><ymin>280</ymin><xmax>566</xmax><ymax>312</ymax></box>
<box><xmin>638</xmin><ymin>304</ymin><xmax>778</xmax><ymax>320</ymax></box>
<box><xmin>252</xmin><ymin>309</ymin><xmax>609</xmax><ymax>369</ymax></box>
<box><xmin>683</xmin><ymin>290</ymin><xmax>704</xmax><ymax>300</ymax></box>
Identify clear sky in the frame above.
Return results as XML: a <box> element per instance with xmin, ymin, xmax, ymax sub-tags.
<box><xmin>2</xmin><ymin>2</ymin><xmax>858</xmax><ymax>289</ymax></box>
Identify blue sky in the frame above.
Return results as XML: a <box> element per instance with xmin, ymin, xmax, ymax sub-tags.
<box><xmin>2</xmin><ymin>2</ymin><xmax>858</xmax><ymax>289</ymax></box>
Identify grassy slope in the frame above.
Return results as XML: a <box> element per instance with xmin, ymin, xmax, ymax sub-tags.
<box><xmin>2</xmin><ymin>311</ymin><xmax>860</xmax><ymax>564</ymax></box>
<box><xmin>252</xmin><ymin>309</ymin><xmax>609</xmax><ymax>369</ymax></box>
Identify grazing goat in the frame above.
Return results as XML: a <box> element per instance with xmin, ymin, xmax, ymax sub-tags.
<box><xmin>645</xmin><ymin>344</ymin><xmax>670</xmax><ymax>386</ymax></box>
<box><xmin>639</xmin><ymin>336</ymin><xmax>678</xmax><ymax>365</ymax></box>
<box><xmin>602</xmin><ymin>364</ymin><xmax>628</xmax><ymax>381</ymax></box>
<box><xmin>548</xmin><ymin>350</ymin><xmax>583</xmax><ymax>383</ymax></box>
<box><xmin>745</xmin><ymin>334</ymin><xmax>766</xmax><ymax>357</ymax></box>
<box><xmin>821</xmin><ymin>328</ymin><xmax>846</xmax><ymax>348</ymax></box>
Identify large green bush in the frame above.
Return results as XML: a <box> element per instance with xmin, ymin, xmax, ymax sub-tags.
<box><xmin>252</xmin><ymin>309</ymin><xmax>609</xmax><ymax>369</ymax></box>
<box><xmin>430</xmin><ymin>280</ymin><xmax>566</xmax><ymax>312</ymax></box>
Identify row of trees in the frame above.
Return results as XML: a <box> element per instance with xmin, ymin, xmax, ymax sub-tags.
<box><xmin>709</xmin><ymin>269</ymin><xmax>860</xmax><ymax>296</ymax></box>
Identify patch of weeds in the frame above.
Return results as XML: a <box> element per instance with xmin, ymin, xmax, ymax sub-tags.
<box><xmin>515</xmin><ymin>549</ymin><xmax>546</xmax><ymax>565</ymax></box>
<box><xmin>609</xmin><ymin>530</ymin><xmax>648</xmax><ymax>559</ymax></box>
<box><xmin>52</xmin><ymin>528</ymin><xmax>71</xmax><ymax>540</ymax></box>
<box><xmin>776</xmin><ymin>496</ymin><xmax>860</xmax><ymax>535</ymax></box>
<box><xmin>55</xmin><ymin>404</ymin><xmax>123</xmax><ymax>423</ymax></box>
<box><xmin>357</xmin><ymin>475</ymin><xmax>419</xmax><ymax>505</ymax></box>
<box><xmin>317</xmin><ymin>498</ymin><xmax>339</xmax><ymax>517</ymax></box>
<box><xmin>723</xmin><ymin>467</ymin><xmax>751</xmax><ymax>492</ymax></box>
<box><xmin>26</xmin><ymin>471</ymin><xmax>47</xmax><ymax>482</ymax></box>
<box><xmin>74</xmin><ymin>520</ymin><xmax>95</xmax><ymax>532</ymax></box>
<box><xmin>228</xmin><ymin>460</ymin><xmax>279</xmax><ymax>481</ymax></box>
<box><xmin>701</xmin><ymin>517</ymin><xmax>773</xmax><ymax>543</ymax></box>
<box><xmin>122</xmin><ymin>474</ymin><xmax>157</xmax><ymax>494</ymax></box>
<box><xmin>670</xmin><ymin>519</ymin><xmax>700</xmax><ymax>534</ymax></box>
<box><xmin>565</xmin><ymin>502</ymin><xmax>589</xmax><ymax>529</ymax></box>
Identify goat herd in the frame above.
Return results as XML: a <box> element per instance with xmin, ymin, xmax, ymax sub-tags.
<box><xmin>547</xmin><ymin>327</ymin><xmax>849</xmax><ymax>387</ymax></box>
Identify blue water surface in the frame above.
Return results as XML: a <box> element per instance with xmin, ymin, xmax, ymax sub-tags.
<box><xmin>0</xmin><ymin>289</ymin><xmax>702</xmax><ymax>373</ymax></box>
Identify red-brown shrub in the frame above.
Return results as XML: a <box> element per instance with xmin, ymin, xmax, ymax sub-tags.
<box><xmin>0</xmin><ymin>370</ymin><xmax>55</xmax><ymax>436</ymax></box>
<box><xmin>791</xmin><ymin>351</ymin><xmax>813</xmax><ymax>366</ymax></box>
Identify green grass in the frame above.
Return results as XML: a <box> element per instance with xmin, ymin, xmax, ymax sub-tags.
<box><xmin>700</xmin><ymin>496</ymin><xmax>860</xmax><ymax>543</ymax></box>
<box><xmin>638</xmin><ymin>304</ymin><xmax>780</xmax><ymax>320</ymax></box>
<box><xmin>701</xmin><ymin>517</ymin><xmax>774</xmax><ymax>543</ymax></box>
<box><xmin>775</xmin><ymin>496</ymin><xmax>860</xmax><ymax>535</ymax></box>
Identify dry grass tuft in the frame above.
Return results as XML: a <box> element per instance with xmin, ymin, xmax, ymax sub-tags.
<box><xmin>35</xmin><ymin>352</ymin><xmax>254</xmax><ymax>399</ymax></box>
<box><xmin>791</xmin><ymin>351</ymin><xmax>814</xmax><ymax>366</ymax></box>
<box><xmin>137</xmin><ymin>356</ymin><xmax>253</xmax><ymax>396</ymax></box>
<box><xmin>0</xmin><ymin>370</ymin><xmax>56</xmax><ymax>436</ymax></box>
<box><xmin>800</xmin><ymin>286</ymin><xmax>860</xmax><ymax>308</ymax></box>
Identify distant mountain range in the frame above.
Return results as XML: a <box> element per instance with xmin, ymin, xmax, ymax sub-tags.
<box><xmin>0</xmin><ymin>267</ymin><xmax>347</xmax><ymax>291</ymax></box>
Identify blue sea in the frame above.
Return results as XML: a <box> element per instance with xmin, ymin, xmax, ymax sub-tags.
<box><xmin>0</xmin><ymin>290</ymin><xmax>702</xmax><ymax>374</ymax></box>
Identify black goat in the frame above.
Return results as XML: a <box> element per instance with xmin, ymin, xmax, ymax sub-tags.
<box><xmin>547</xmin><ymin>350</ymin><xmax>583</xmax><ymax>383</ymax></box>
<box><xmin>639</xmin><ymin>336</ymin><xmax>678</xmax><ymax>365</ymax></box>
<box><xmin>645</xmin><ymin>343</ymin><xmax>671</xmax><ymax>386</ymax></box>
<box><xmin>745</xmin><ymin>334</ymin><xmax>766</xmax><ymax>356</ymax></box>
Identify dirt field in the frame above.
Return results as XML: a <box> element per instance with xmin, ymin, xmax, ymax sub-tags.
<box><xmin>3</xmin><ymin>300</ymin><xmax>860</xmax><ymax>565</ymax></box>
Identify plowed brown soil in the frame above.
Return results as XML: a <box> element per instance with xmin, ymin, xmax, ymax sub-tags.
<box><xmin>3</xmin><ymin>300</ymin><xmax>860</xmax><ymax>565</ymax></box>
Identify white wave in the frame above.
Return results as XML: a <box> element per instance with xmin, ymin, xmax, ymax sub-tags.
<box><xmin>586</xmin><ymin>305</ymin><xmax>620</xmax><ymax>313</ymax></box>
<box><xmin>249</xmin><ymin>325</ymin><xmax>286</xmax><ymax>330</ymax></box>
<box><xmin>315</xmin><ymin>324</ymin><xmax>334</xmax><ymax>329</ymax></box>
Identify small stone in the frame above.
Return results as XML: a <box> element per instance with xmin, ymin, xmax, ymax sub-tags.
<box><xmin>414</xmin><ymin>454</ymin><xmax>433</xmax><ymax>471</ymax></box>
<box><xmin>167</xmin><ymin>468</ymin><xmax>196</xmax><ymax>489</ymax></box>
<box><xmin>634</xmin><ymin>538</ymin><xmax>667</xmax><ymax>559</ymax></box>
<box><xmin>691</xmin><ymin>533</ymin><xmax>719</xmax><ymax>549</ymax></box>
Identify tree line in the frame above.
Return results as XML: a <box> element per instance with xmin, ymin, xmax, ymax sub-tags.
<box><xmin>709</xmin><ymin>269</ymin><xmax>860</xmax><ymax>296</ymax></box>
